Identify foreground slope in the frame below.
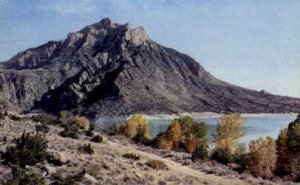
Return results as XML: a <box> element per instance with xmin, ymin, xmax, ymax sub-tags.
<box><xmin>0</xmin><ymin>18</ymin><xmax>299</xmax><ymax>116</ymax></box>
<box><xmin>0</xmin><ymin>117</ymin><xmax>272</xmax><ymax>185</ymax></box>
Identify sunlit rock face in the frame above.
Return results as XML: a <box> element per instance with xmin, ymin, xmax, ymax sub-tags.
<box><xmin>0</xmin><ymin>18</ymin><xmax>300</xmax><ymax>116</ymax></box>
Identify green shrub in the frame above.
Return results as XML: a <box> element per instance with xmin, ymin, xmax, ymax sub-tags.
<box><xmin>59</xmin><ymin>123</ymin><xmax>79</xmax><ymax>139</ymax></box>
<box><xmin>211</xmin><ymin>147</ymin><xmax>233</xmax><ymax>164</ymax></box>
<box><xmin>287</xmin><ymin>115</ymin><xmax>300</xmax><ymax>153</ymax></box>
<box><xmin>145</xmin><ymin>160</ymin><xmax>168</xmax><ymax>170</ymax></box>
<box><xmin>122</xmin><ymin>153</ymin><xmax>140</xmax><ymax>160</ymax></box>
<box><xmin>1</xmin><ymin>132</ymin><xmax>48</xmax><ymax>167</ymax></box>
<box><xmin>143</xmin><ymin>133</ymin><xmax>163</xmax><ymax>148</ymax></box>
<box><xmin>57</xmin><ymin>111</ymin><xmax>73</xmax><ymax>125</ymax></box>
<box><xmin>5</xmin><ymin>165</ymin><xmax>45</xmax><ymax>185</ymax></box>
<box><xmin>174</xmin><ymin>116</ymin><xmax>208</xmax><ymax>154</ymax></box>
<box><xmin>275</xmin><ymin>115</ymin><xmax>300</xmax><ymax>181</ymax></box>
<box><xmin>85</xmin><ymin>130</ymin><xmax>94</xmax><ymax>137</ymax></box>
<box><xmin>287</xmin><ymin>115</ymin><xmax>300</xmax><ymax>181</ymax></box>
<box><xmin>10</xmin><ymin>115</ymin><xmax>22</xmax><ymax>121</ymax></box>
<box><xmin>232</xmin><ymin>143</ymin><xmax>247</xmax><ymax>165</ymax></box>
<box><xmin>35</xmin><ymin>124</ymin><xmax>50</xmax><ymax>134</ymax></box>
<box><xmin>46</xmin><ymin>154</ymin><xmax>63</xmax><ymax>166</ymax></box>
<box><xmin>192</xmin><ymin>141</ymin><xmax>208</xmax><ymax>161</ymax></box>
<box><xmin>91</xmin><ymin>135</ymin><xmax>103</xmax><ymax>143</ymax></box>
<box><xmin>175</xmin><ymin>116</ymin><xmax>207</xmax><ymax>140</ymax></box>
<box><xmin>79</xmin><ymin>144</ymin><xmax>94</xmax><ymax>155</ymax></box>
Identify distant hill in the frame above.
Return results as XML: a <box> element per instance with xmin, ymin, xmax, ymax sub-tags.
<box><xmin>0</xmin><ymin>18</ymin><xmax>299</xmax><ymax>116</ymax></box>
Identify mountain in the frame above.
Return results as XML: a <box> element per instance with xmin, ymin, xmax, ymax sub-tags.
<box><xmin>0</xmin><ymin>18</ymin><xmax>299</xmax><ymax>116</ymax></box>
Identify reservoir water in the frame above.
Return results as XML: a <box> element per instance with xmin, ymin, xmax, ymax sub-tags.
<box><xmin>95</xmin><ymin>114</ymin><xmax>297</xmax><ymax>145</ymax></box>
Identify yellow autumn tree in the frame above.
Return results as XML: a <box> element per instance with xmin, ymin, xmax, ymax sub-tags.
<box><xmin>215</xmin><ymin>113</ymin><xmax>245</xmax><ymax>153</ymax></box>
<box><xmin>124</xmin><ymin>114</ymin><xmax>149</xmax><ymax>139</ymax></box>
<box><xmin>245</xmin><ymin>137</ymin><xmax>277</xmax><ymax>178</ymax></box>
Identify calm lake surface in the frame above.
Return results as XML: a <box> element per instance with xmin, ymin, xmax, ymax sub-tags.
<box><xmin>95</xmin><ymin>114</ymin><xmax>297</xmax><ymax>145</ymax></box>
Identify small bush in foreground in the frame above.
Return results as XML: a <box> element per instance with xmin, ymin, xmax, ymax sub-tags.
<box><xmin>5</xmin><ymin>165</ymin><xmax>45</xmax><ymax>185</ymax></box>
<box><xmin>35</xmin><ymin>124</ymin><xmax>50</xmax><ymax>134</ymax></box>
<box><xmin>91</xmin><ymin>135</ymin><xmax>103</xmax><ymax>143</ymax></box>
<box><xmin>79</xmin><ymin>144</ymin><xmax>94</xmax><ymax>155</ymax></box>
<box><xmin>146</xmin><ymin>160</ymin><xmax>168</xmax><ymax>170</ymax></box>
<box><xmin>59</xmin><ymin>123</ymin><xmax>79</xmax><ymax>139</ymax></box>
<box><xmin>46</xmin><ymin>152</ymin><xmax>64</xmax><ymax>166</ymax></box>
<box><xmin>1</xmin><ymin>132</ymin><xmax>48</xmax><ymax>167</ymax></box>
<box><xmin>85</xmin><ymin>130</ymin><xmax>94</xmax><ymax>137</ymax></box>
<box><xmin>122</xmin><ymin>153</ymin><xmax>140</xmax><ymax>160</ymax></box>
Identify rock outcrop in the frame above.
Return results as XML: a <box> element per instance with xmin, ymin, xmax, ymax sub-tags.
<box><xmin>0</xmin><ymin>18</ymin><xmax>300</xmax><ymax>116</ymax></box>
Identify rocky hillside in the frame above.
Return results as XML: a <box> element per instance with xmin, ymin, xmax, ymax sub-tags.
<box><xmin>0</xmin><ymin>18</ymin><xmax>299</xmax><ymax>116</ymax></box>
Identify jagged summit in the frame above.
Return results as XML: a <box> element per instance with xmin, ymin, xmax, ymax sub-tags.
<box><xmin>5</xmin><ymin>18</ymin><xmax>150</xmax><ymax>70</ymax></box>
<box><xmin>67</xmin><ymin>18</ymin><xmax>149</xmax><ymax>48</ymax></box>
<box><xmin>0</xmin><ymin>18</ymin><xmax>299</xmax><ymax>116</ymax></box>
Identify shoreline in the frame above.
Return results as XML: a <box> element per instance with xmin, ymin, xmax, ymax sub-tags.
<box><xmin>95</xmin><ymin>112</ymin><xmax>298</xmax><ymax>120</ymax></box>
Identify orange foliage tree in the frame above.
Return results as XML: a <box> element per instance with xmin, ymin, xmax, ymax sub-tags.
<box><xmin>186</xmin><ymin>133</ymin><xmax>196</xmax><ymax>154</ymax></box>
<box><xmin>159</xmin><ymin>120</ymin><xmax>182</xmax><ymax>150</ymax></box>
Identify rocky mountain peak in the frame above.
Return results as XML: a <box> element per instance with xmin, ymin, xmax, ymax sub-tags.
<box><xmin>0</xmin><ymin>18</ymin><xmax>299</xmax><ymax>116</ymax></box>
<box><xmin>78</xmin><ymin>18</ymin><xmax>149</xmax><ymax>45</ymax></box>
<box><xmin>5</xmin><ymin>18</ymin><xmax>150</xmax><ymax>70</ymax></box>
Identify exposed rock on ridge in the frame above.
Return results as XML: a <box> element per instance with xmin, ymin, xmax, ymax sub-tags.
<box><xmin>0</xmin><ymin>18</ymin><xmax>299</xmax><ymax>116</ymax></box>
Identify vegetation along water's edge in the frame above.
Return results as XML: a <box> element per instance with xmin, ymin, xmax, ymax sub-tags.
<box><xmin>0</xmin><ymin>111</ymin><xmax>299</xmax><ymax>184</ymax></box>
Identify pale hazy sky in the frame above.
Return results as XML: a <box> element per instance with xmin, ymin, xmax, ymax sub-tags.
<box><xmin>0</xmin><ymin>0</ymin><xmax>299</xmax><ymax>97</ymax></box>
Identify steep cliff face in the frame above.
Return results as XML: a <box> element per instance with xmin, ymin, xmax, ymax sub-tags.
<box><xmin>0</xmin><ymin>18</ymin><xmax>299</xmax><ymax>116</ymax></box>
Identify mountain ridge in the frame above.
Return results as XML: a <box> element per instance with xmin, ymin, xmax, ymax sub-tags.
<box><xmin>0</xmin><ymin>18</ymin><xmax>299</xmax><ymax>116</ymax></box>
